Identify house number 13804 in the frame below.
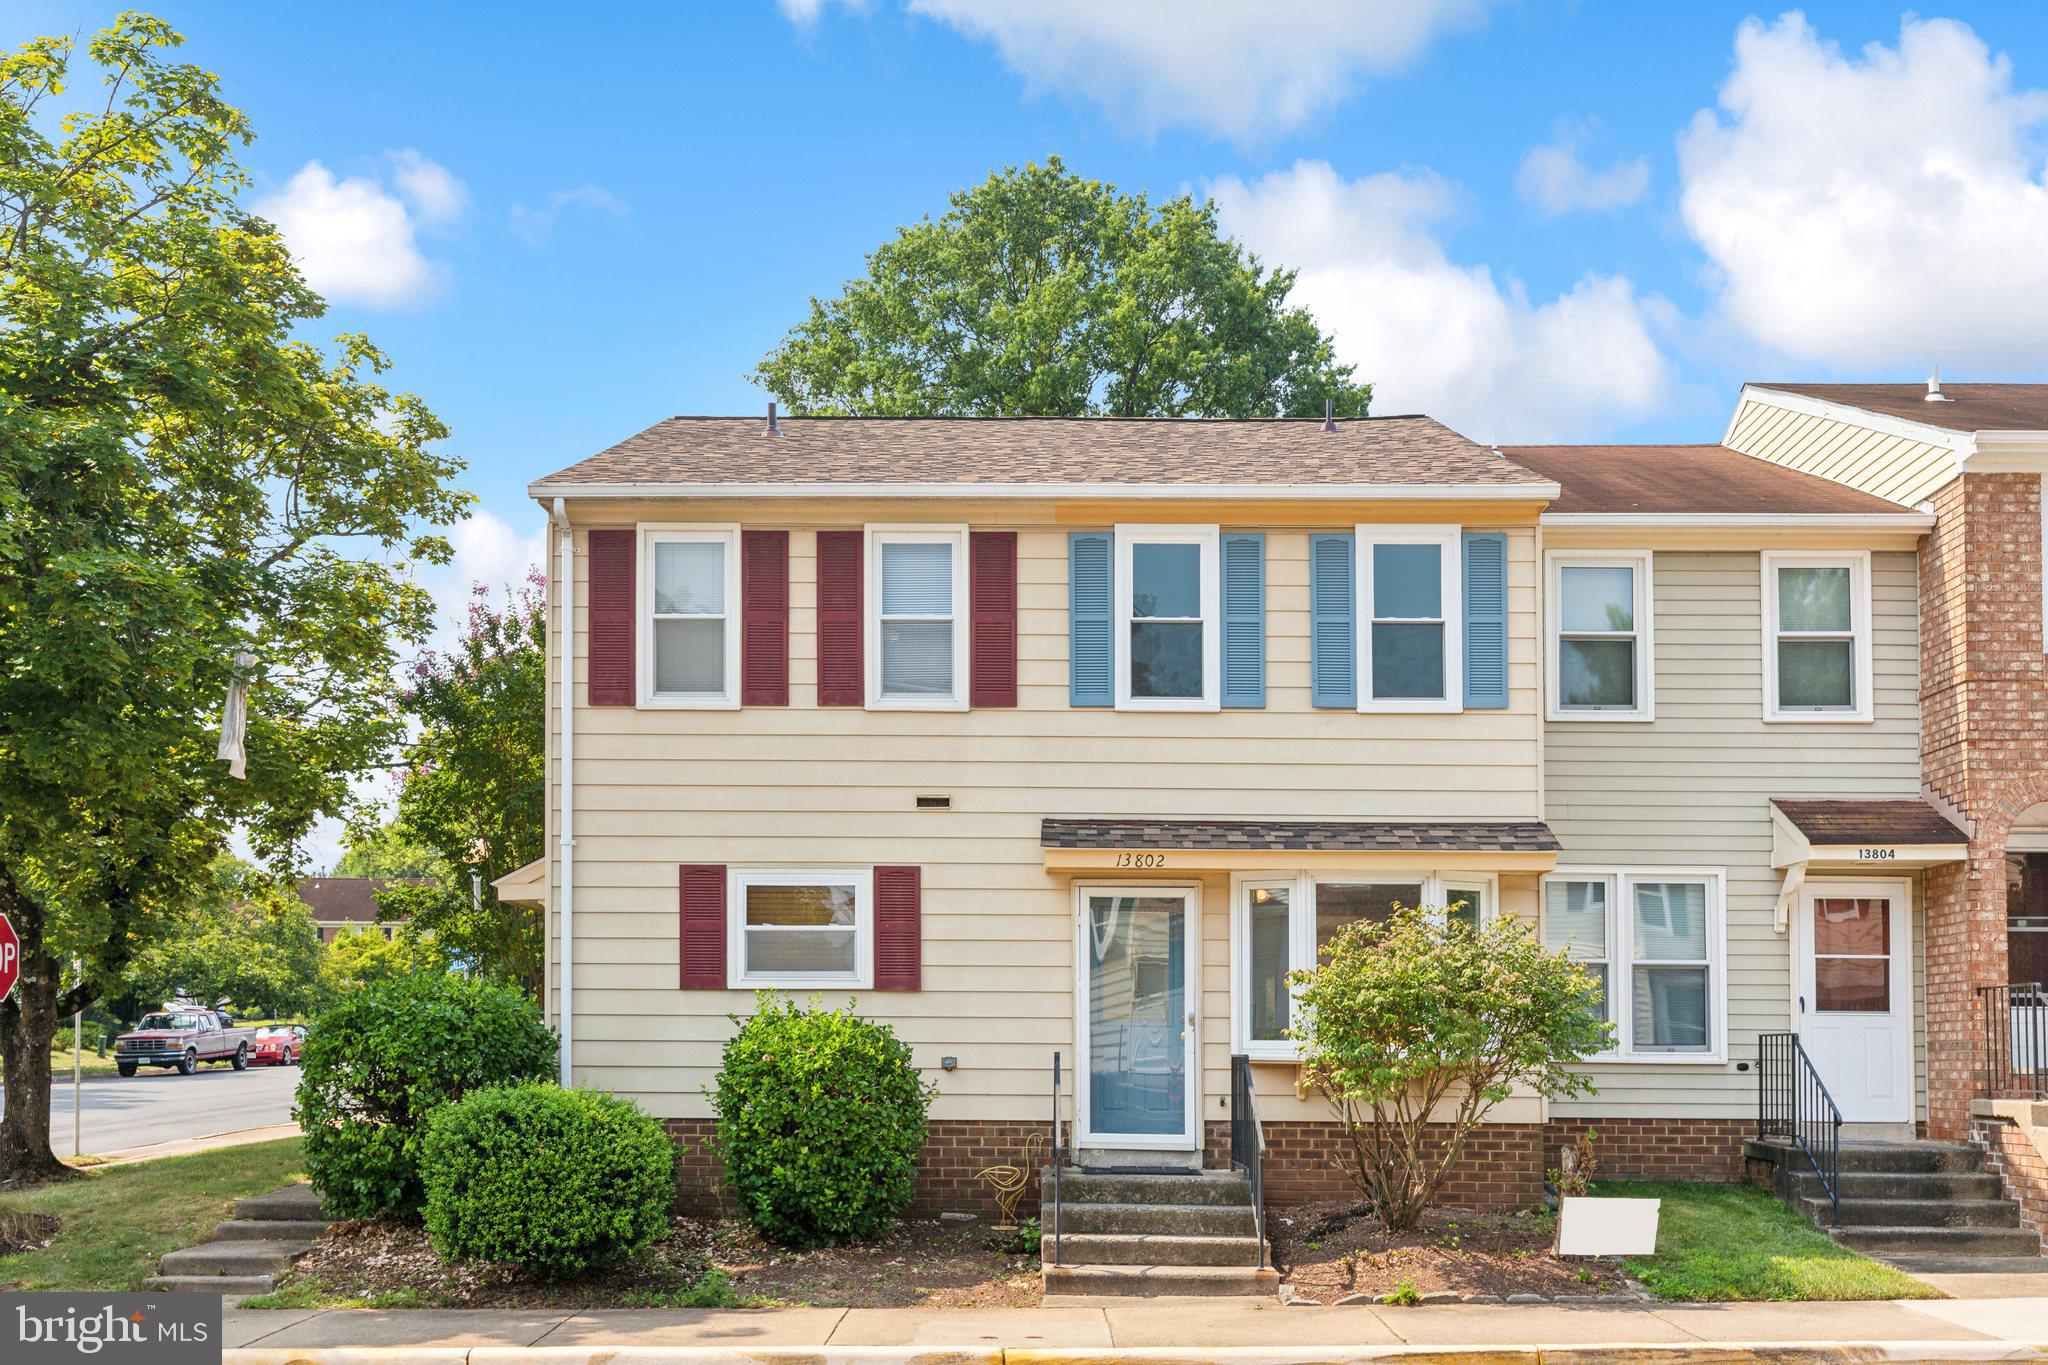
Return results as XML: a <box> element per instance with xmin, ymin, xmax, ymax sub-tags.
<box><xmin>1114</xmin><ymin>852</ymin><xmax>1167</xmax><ymax>868</ymax></box>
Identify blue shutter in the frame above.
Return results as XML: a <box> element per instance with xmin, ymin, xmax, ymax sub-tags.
<box><xmin>1309</xmin><ymin>533</ymin><xmax>1356</xmax><ymax>708</ymax></box>
<box><xmin>1069</xmin><ymin>532</ymin><xmax>1113</xmax><ymax>707</ymax></box>
<box><xmin>1462</xmin><ymin>530</ymin><xmax>1508</xmax><ymax>709</ymax></box>
<box><xmin>1221</xmin><ymin>533</ymin><xmax>1265</xmax><ymax>708</ymax></box>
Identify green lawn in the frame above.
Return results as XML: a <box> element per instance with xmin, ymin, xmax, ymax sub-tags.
<box><xmin>1600</xmin><ymin>1181</ymin><xmax>1942</xmax><ymax>1302</ymax></box>
<box><xmin>0</xmin><ymin>1138</ymin><xmax>304</xmax><ymax>1291</ymax></box>
<box><xmin>0</xmin><ymin>1045</ymin><xmax>123</xmax><ymax>1079</ymax></box>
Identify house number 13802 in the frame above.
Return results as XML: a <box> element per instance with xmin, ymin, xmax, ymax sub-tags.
<box><xmin>1114</xmin><ymin>852</ymin><xmax>1167</xmax><ymax>868</ymax></box>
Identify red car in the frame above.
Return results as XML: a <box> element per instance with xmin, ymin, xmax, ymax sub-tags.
<box><xmin>248</xmin><ymin>1024</ymin><xmax>307</xmax><ymax>1066</ymax></box>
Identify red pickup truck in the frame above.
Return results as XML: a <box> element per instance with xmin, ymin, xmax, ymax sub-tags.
<box><xmin>114</xmin><ymin>1007</ymin><xmax>258</xmax><ymax>1077</ymax></box>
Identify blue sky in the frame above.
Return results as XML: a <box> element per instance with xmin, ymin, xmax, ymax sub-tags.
<box><xmin>16</xmin><ymin>1</ymin><xmax>2048</xmax><ymax>855</ymax></box>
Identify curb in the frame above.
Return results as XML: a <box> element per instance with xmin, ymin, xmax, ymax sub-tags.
<box><xmin>222</xmin><ymin>1344</ymin><xmax>2048</xmax><ymax>1365</ymax></box>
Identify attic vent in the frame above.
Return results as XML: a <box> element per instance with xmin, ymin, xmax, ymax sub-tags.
<box><xmin>1322</xmin><ymin>397</ymin><xmax>1337</xmax><ymax>432</ymax></box>
<box><xmin>765</xmin><ymin>400</ymin><xmax>783</xmax><ymax>433</ymax></box>
<box><xmin>1926</xmin><ymin>368</ymin><xmax>1953</xmax><ymax>402</ymax></box>
<box><xmin>915</xmin><ymin>795</ymin><xmax>951</xmax><ymax>810</ymax></box>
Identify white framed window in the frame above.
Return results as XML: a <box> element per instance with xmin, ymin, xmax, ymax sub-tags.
<box><xmin>1541</xmin><ymin>868</ymin><xmax>1726</xmax><ymax>1061</ymax></box>
<box><xmin>727</xmin><ymin>868</ymin><xmax>872</xmax><ymax>989</ymax></box>
<box><xmin>1547</xmin><ymin>550</ymin><xmax>1654</xmax><ymax>720</ymax></box>
<box><xmin>1762</xmin><ymin>551</ymin><xmax>1872</xmax><ymax>723</ymax></box>
<box><xmin>639</xmin><ymin>526</ymin><xmax>739</xmax><ymax>707</ymax></box>
<box><xmin>1231</xmin><ymin>870</ymin><xmax>1498</xmax><ymax>1060</ymax></box>
<box><xmin>1114</xmin><ymin>524</ymin><xmax>1219</xmax><ymax>711</ymax></box>
<box><xmin>866</xmin><ymin>526</ymin><xmax>968</xmax><ymax>709</ymax></box>
<box><xmin>1357</xmin><ymin>524</ymin><xmax>1461</xmax><ymax>712</ymax></box>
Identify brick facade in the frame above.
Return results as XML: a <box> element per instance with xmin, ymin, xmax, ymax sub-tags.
<box><xmin>1970</xmin><ymin>1108</ymin><xmax>2048</xmax><ymax>1254</ymax></box>
<box><xmin>1918</xmin><ymin>472</ymin><xmax>2046</xmax><ymax>1137</ymax></box>
<box><xmin>1544</xmin><ymin>1117</ymin><xmax>1752</xmax><ymax>1182</ymax></box>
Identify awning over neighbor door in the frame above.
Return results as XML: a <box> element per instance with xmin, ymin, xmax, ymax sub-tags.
<box><xmin>1768</xmin><ymin>797</ymin><xmax>1969</xmax><ymax>930</ymax></box>
<box><xmin>1040</xmin><ymin>816</ymin><xmax>1560</xmax><ymax>873</ymax></box>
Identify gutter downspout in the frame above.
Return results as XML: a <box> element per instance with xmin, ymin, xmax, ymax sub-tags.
<box><xmin>552</xmin><ymin>496</ymin><xmax>575</xmax><ymax>1088</ymax></box>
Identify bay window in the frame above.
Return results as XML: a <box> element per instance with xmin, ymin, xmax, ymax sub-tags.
<box><xmin>1764</xmin><ymin>551</ymin><xmax>1871</xmax><ymax>722</ymax></box>
<box><xmin>640</xmin><ymin>527</ymin><xmax>739</xmax><ymax>706</ymax></box>
<box><xmin>1541</xmin><ymin>869</ymin><xmax>1724</xmax><ymax>1059</ymax></box>
<box><xmin>867</xmin><ymin>527</ymin><xmax>967</xmax><ymax>708</ymax></box>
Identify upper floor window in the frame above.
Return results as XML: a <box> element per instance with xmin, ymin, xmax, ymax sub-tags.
<box><xmin>1359</xmin><ymin>525</ymin><xmax>1461</xmax><ymax>711</ymax></box>
<box><xmin>1115</xmin><ymin>525</ymin><xmax>1219</xmax><ymax>710</ymax></box>
<box><xmin>1547</xmin><ymin>551</ymin><xmax>1653</xmax><ymax>720</ymax></box>
<box><xmin>866</xmin><ymin>527</ymin><xmax>967</xmax><ymax>709</ymax></box>
<box><xmin>640</xmin><ymin>526</ymin><xmax>738</xmax><ymax>707</ymax></box>
<box><xmin>1542</xmin><ymin>868</ymin><xmax>1724</xmax><ymax>1060</ymax></box>
<box><xmin>1763</xmin><ymin>551</ymin><xmax>1871</xmax><ymax>723</ymax></box>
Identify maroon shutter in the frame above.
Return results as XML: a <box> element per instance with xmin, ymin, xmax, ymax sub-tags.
<box><xmin>741</xmin><ymin>530</ymin><xmax>789</xmax><ymax>706</ymax></box>
<box><xmin>587</xmin><ymin>529</ymin><xmax>635</xmax><ymax>706</ymax></box>
<box><xmin>969</xmin><ymin>531</ymin><xmax>1018</xmax><ymax>707</ymax></box>
<box><xmin>873</xmin><ymin>865</ymin><xmax>921</xmax><ymax>990</ymax></box>
<box><xmin>816</xmin><ymin>529</ymin><xmax>864</xmax><ymax>706</ymax></box>
<box><xmin>679</xmin><ymin>864</ymin><xmax>727</xmax><ymax>990</ymax></box>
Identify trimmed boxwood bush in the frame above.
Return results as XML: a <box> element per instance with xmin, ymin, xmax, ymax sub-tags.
<box><xmin>421</xmin><ymin>1083</ymin><xmax>676</xmax><ymax>1278</ymax></box>
<box><xmin>294</xmin><ymin>973</ymin><xmax>556</xmax><ymax>1219</ymax></box>
<box><xmin>710</xmin><ymin>993</ymin><xmax>936</xmax><ymax>1246</ymax></box>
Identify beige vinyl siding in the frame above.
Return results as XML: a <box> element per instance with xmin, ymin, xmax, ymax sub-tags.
<box><xmin>1726</xmin><ymin>396</ymin><xmax>1959</xmax><ymax>508</ymax></box>
<box><xmin>1544</xmin><ymin>549</ymin><xmax>1925</xmax><ymax>1121</ymax></box>
<box><xmin>545</xmin><ymin>498</ymin><xmax>1543</xmax><ymax>1124</ymax></box>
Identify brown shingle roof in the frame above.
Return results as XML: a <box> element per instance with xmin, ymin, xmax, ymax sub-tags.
<box><xmin>1041</xmin><ymin>817</ymin><xmax>1560</xmax><ymax>854</ymax></box>
<box><xmin>1770</xmin><ymin>799</ymin><xmax>1968</xmax><ymax>848</ymax></box>
<box><xmin>1500</xmin><ymin>444</ymin><xmax>1912</xmax><ymax>516</ymax></box>
<box><xmin>1757</xmin><ymin>383</ymin><xmax>2048</xmax><ymax>435</ymax></box>
<box><xmin>532</xmin><ymin>416</ymin><xmax>1557</xmax><ymax>493</ymax></box>
<box><xmin>296</xmin><ymin>877</ymin><xmax>427</xmax><ymax>923</ymax></box>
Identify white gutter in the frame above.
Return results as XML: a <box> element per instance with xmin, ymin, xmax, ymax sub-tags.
<box><xmin>526</xmin><ymin>479</ymin><xmax>1562</xmax><ymax>502</ymax></box>
<box><xmin>551</xmin><ymin>496</ymin><xmax>575</xmax><ymax>1088</ymax></box>
<box><xmin>1540</xmin><ymin>511</ymin><xmax>1934</xmax><ymax>530</ymax></box>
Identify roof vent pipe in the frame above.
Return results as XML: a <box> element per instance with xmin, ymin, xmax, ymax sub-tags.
<box><xmin>1322</xmin><ymin>397</ymin><xmax>1337</xmax><ymax>432</ymax></box>
<box><xmin>1926</xmin><ymin>367</ymin><xmax>1952</xmax><ymax>402</ymax></box>
<box><xmin>765</xmin><ymin>400</ymin><xmax>782</xmax><ymax>434</ymax></box>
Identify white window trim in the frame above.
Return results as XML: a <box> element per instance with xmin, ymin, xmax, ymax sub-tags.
<box><xmin>1357</xmin><ymin>523</ymin><xmax>1462</xmax><ymax>713</ymax></box>
<box><xmin>727</xmin><ymin>867</ymin><xmax>873</xmax><ymax>990</ymax></box>
<box><xmin>1229</xmin><ymin>870</ymin><xmax>1499</xmax><ymax>1061</ymax></box>
<box><xmin>865</xmin><ymin>525</ymin><xmax>969</xmax><ymax>711</ymax></box>
<box><xmin>1761</xmin><ymin>550</ymin><xmax>1873</xmax><ymax>724</ymax></box>
<box><xmin>1113</xmin><ymin>523</ymin><xmax>1220</xmax><ymax>712</ymax></box>
<box><xmin>637</xmin><ymin>524</ymin><xmax>740</xmax><ymax>709</ymax></box>
<box><xmin>1545</xmin><ymin>549</ymin><xmax>1655</xmax><ymax>721</ymax></box>
<box><xmin>1541</xmin><ymin>867</ymin><xmax>1728</xmax><ymax>1064</ymax></box>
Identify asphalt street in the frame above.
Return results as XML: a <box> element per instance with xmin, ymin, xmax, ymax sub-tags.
<box><xmin>0</xmin><ymin>1059</ymin><xmax>299</xmax><ymax>1156</ymax></box>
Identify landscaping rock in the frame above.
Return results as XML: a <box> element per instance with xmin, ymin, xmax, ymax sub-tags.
<box><xmin>1462</xmin><ymin>1293</ymin><xmax>1503</xmax><ymax>1304</ymax></box>
<box><xmin>940</xmin><ymin>1211</ymin><xmax>977</xmax><ymax>1223</ymax></box>
<box><xmin>1506</xmin><ymin>1292</ymin><xmax>1546</xmax><ymax>1304</ymax></box>
<box><xmin>1419</xmin><ymin>1290</ymin><xmax>1460</xmax><ymax>1304</ymax></box>
<box><xmin>1332</xmin><ymin>1292</ymin><xmax>1376</xmax><ymax>1306</ymax></box>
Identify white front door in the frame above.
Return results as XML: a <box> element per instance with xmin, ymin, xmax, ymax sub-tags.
<box><xmin>1794</xmin><ymin>880</ymin><xmax>1912</xmax><ymax>1123</ymax></box>
<box><xmin>1075</xmin><ymin>884</ymin><xmax>1199</xmax><ymax>1151</ymax></box>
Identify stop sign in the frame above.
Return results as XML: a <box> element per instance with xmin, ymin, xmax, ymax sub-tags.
<box><xmin>0</xmin><ymin>913</ymin><xmax>17</xmax><ymax>1002</ymax></box>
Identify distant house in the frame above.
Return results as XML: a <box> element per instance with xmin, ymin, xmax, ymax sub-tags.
<box><xmin>298</xmin><ymin>877</ymin><xmax>425</xmax><ymax>943</ymax></box>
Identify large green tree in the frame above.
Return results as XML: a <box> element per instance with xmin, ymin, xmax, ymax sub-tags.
<box><xmin>124</xmin><ymin>857</ymin><xmax>322</xmax><ymax>1020</ymax></box>
<box><xmin>0</xmin><ymin>16</ymin><xmax>466</xmax><ymax>1182</ymax></box>
<box><xmin>752</xmin><ymin>157</ymin><xmax>1370</xmax><ymax>418</ymax></box>
<box><xmin>374</xmin><ymin>571</ymin><xmax>546</xmax><ymax>995</ymax></box>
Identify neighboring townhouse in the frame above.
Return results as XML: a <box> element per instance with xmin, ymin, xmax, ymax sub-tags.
<box><xmin>523</xmin><ymin>408</ymin><xmax>2014</xmax><ymax>1241</ymax></box>
<box><xmin>297</xmin><ymin>876</ymin><xmax>418</xmax><ymax>944</ymax></box>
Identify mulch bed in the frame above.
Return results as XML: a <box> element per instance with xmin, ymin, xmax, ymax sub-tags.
<box><xmin>275</xmin><ymin>1215</ymin><xmax>1042</xmax><ymax>1309</ymax></box>
<box><xmin>1272</xmin><ymin>1200</ymin><xmax>1631</xmax><ymax>1303</ymax></box>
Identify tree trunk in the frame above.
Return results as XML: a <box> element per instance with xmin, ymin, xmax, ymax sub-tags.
<box><xmin>0</xmin><ymin>957</ymin><xmax>75</xmax><ymax>1186</ymax></box>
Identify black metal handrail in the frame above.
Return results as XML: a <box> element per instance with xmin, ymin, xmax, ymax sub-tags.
<box><xmin>1049</xmin><ymin>1051</ymin><xmax>1064</xmax><ymax>1267</ymax></box>
<box><xmin>1977</xmin><ymin>982</ymin><xmax>2047</xmax><ymax>1099</ymax></box>
<box><xmin>1228</xmin><ymin>1054</ymin><xmax>1269</xmax><ymax>1270</ymax></box>
<box><xmin>1758</xmin><ymin>1032</ymin><xmax>1843</xmax><ymax>1225</ymax></box>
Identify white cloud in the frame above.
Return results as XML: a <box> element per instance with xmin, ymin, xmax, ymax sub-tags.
<box><xmin>1679</xmin><ymin>13</ymin><xmax>2048</xmax><ymax>371</ymax></box>
<box><xmin>1517</xmin><ymin>121</ymin><xmax>1650</xmax><ymax>216</ymax></box>
<box><xmin>254</xmin><ymin>159</ymin><xmax>460</xmax><ymax>308</ymax></box>
<box><xmin>388</xmin><ymin>149</ymin><xmax>469</xmax><ymax>226</ymax></box>
<box><xmin>509</xmin><ymin>185</ymin><xmax>630</xmax><ymax>246</ymax></box>
<box><xmin>425</xmin><ymin>507</ymin><xmax>548</xmax><ymax>650</ymax></box>
<box><xmin>1210</xmin><ymin>160</ymin><xmax>1671</xmax><ymax>441</ymax></box>
<box><xmin>790</xmin><ymin>0</ymin><xmax>1490</xmax><ymax>142</ymax></box>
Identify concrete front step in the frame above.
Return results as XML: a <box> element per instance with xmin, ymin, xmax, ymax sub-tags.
<box><xmin>156</xmin><ymin>1238</ymin><xmax>312</xmax><ymax>1278</ymax></box>
<box><xmin>232</xmin><ymin>1183</ymin><xmax>326</xmax><ymax>1222</ymax></box>
<box><xmin>1833</xmin><ymin>1141</ymin><xmax>1986</xmax><ymax>1174</ymax></box>
<box><xmin>1797</xmin><ymin>1195</ymin><xmax>2021</xmax><ymax>1228</ymax></box>
<box><xmin>1042</xmin><ymin>1263</ymin><xmax>1279</xmax><ymax>1297</ymax></box>
<box><xmin>142</xmin><ymin>1274</ymin><xmax>276</xmax><ymax>1297</ymax></box>
<box><xmin>1048</xmin><ymin>1232</ymin><xmax>1265</xmax><ymax>1267</ymax></box>
<box><xmin>1830</xmin><ymin>1224</ymin><xmax>2043</xmax><ymax>1258</ymax></box>
<box><xmin>1788</xmin><ymin>1169</ymin><xmax>2007</xmax><ymax>1201</ymax></box>
<box><xmin>1047</xmin><ymin>1168</ymin><xmax>1252</xmax><ymax>1207</ymax></box>
<box><xmin>212</xmin><ymin>1217</ymin><xmax>332</xmax><ymax>1243</ymax></box>
<box><xmin>1053</xmin><ymin>1202</ymin><xmax>1256</xmax><ymax>1237</ymax></box>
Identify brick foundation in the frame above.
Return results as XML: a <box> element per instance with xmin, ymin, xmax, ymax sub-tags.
<box><xmin>1971</xmin><ymin>1108</ymin><xmax>2048</xmax><ymax>1254</ymax></box>
<box><xmin>1544</xmin><ymin>1117</ymin><xmax>1753</xmax><ymax>1182</ymax></box>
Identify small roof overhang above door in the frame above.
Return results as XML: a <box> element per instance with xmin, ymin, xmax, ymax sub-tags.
<box><xmin>1768</xmin><ymin>797</ymin><xmax>1969</xmax><ymax>931</ymax></box>
<box><xmin>1041</xmin><ymin>817</ymin><xmax>1560</xmax><ymax>873</ymax></box>
<box><xmin>492</xmin><ymin>857</ymin><xmax>548</xmax><ymax>907</ymax></box>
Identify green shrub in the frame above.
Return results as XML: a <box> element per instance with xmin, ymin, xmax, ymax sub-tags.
<box><xmin>421</xmin><ymin>1083</ymin><xmax>675</xmax><ymax>1278</ymax></box>
<box><xmin>710</xmin><ymin>994</ymin><xmax>936</xmax><ymax>1246</ymax></box>
<box><xmin>294</xmin><ymin>973</ymin><xmax>556</xmax><ymax>1219</ymax></box>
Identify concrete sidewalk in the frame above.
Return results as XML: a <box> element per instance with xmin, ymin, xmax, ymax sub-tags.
<box><xmin>221</xmin><ymin>1296</ymin><xmax>2048</xmax><ymax>1359</ymax></box>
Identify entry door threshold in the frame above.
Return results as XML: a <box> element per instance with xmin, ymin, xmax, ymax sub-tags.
<box><xmin>1077</xmin><ymin>1164</ymin><xmax>1199</xmax><ymax>1175</ymax></box>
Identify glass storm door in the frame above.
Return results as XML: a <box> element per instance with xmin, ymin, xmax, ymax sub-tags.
<box><xmin>1079</xmin><ymin>887</ymin><xmax>1196</xmax><ymax>1149</ymax></box>
<box><xmin>1796</xmin><ymin>883</ymin><xmax>1911</xmax><ymax>1123</ymax></box>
